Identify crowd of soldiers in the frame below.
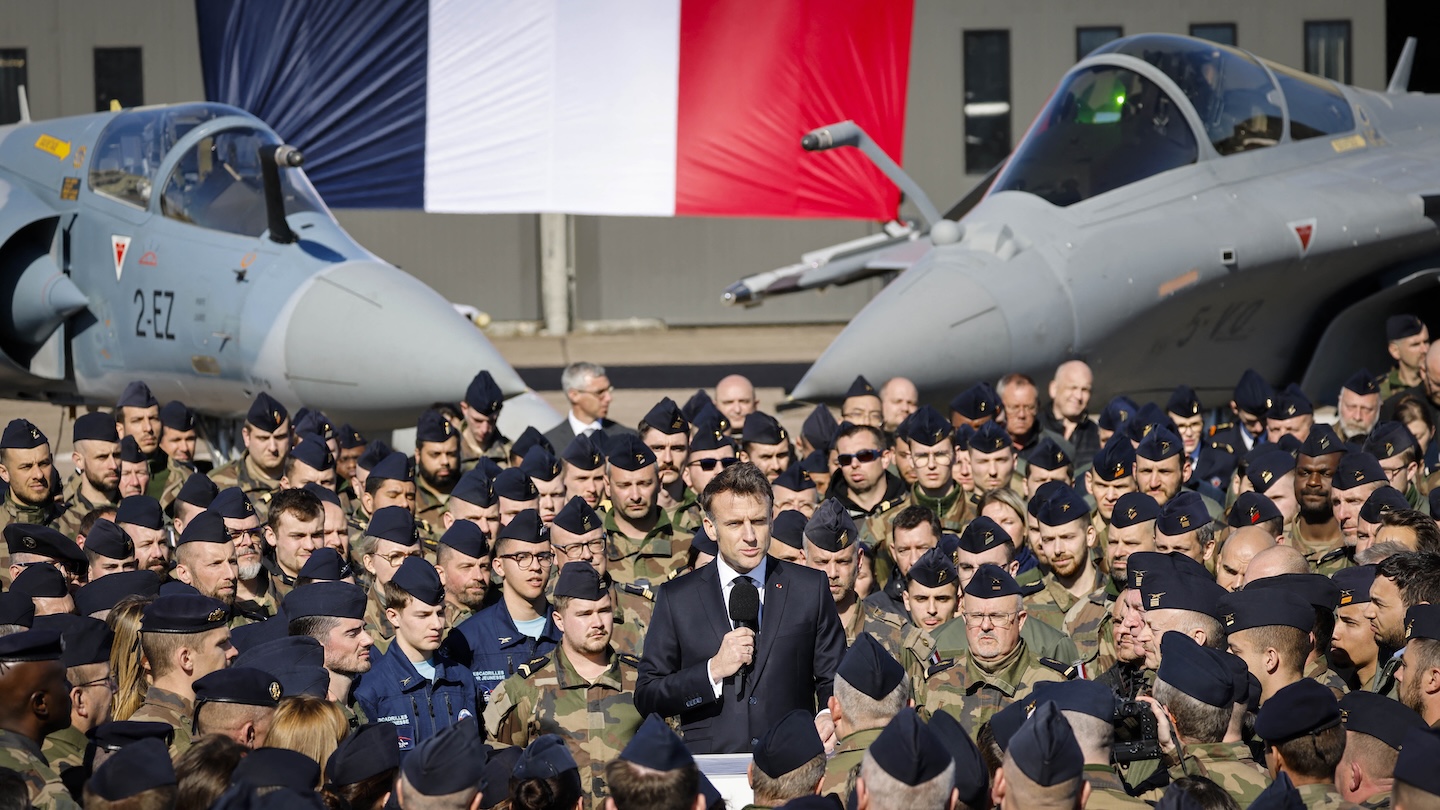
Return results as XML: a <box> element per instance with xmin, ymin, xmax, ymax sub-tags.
<box><xmin>2</xmin><ymin>313</ymin><xmax>1440</xmax><ymax>810</ymax></box>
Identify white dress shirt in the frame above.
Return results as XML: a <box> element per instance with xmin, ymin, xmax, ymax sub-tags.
<box><xmin>568</xmin><ymin>411</ymin><xmax>602</xmax><ymax>437</ymax></box>
<box><xmin>708</xmin><ymin>556</ymin><xmax>767</xmax><ymax>695</ymax></box>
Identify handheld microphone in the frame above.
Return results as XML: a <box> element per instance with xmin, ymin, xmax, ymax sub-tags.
<box><xmin>728</xmin><ymin>578</ymin><xmax>760</xmax><ymax>696</ymax></box>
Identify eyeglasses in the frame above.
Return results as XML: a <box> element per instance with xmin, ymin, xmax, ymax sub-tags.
<box><xmin>579</xmin><ymin>385</ymin><xmax>615</xmax><ymax>398</ymax></box>
<box><xmin>689</xmin><ymin>457</ymin><xmax>740</xmax><ymax>472</ymax></box>
<box><xmin>841</xmin><ymin>410</ymin><xmax>882</xmax><ymax>423</ymax></box>
<box><xmin>74</xmin><ymin>674</ymin><xmax>117</xmax><ymax>690</ymax></box>
<box><xmin>1006</xmin><ymin>404</ymin><xmax>1038</xmax><ymax>415</ymax></box>
<box><xmin>376</xmin><ymin>550</ymin><xmax>423</xmax><ymax>567</ymax></box>
<box><xmin>553</xmin><ymin>539</ymin><xmax>607</xmax><ymax>558</ymax></box>
<box><xmin>499</xmin><ymin>551</ymin><xmax>556</xmax><ymax>569</ymax></box>
<box><xmin>911</xmin><ymin>451</ymin><xmax>954</xmax><ymax>466</ymax></box>
<box><xmin>837</xmin><ymin>449</ymin><xmax>882</xmax><ymax>466</ymax></box>
<box><xmin>963</xmin><ymin>611</ymin><xmax>1019</xmax><ymax>628</ymax></box>
<box><xmin>225</xmin><ymin>527</ymin><xmax>261</xmax><ymax>541</ymax></box>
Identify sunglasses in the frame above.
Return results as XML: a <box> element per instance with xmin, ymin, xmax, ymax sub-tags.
<box><xmin>689</xmin><ymin>457</ymin><xmax>741</xmax><ymax>472</ymax></box>
<box><xmin>837</xmin><ymin>449</ymin><xmax>882</xmax><ymax>466</ymax></box>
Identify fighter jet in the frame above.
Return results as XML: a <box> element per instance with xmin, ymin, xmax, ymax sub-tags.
<box><xmin>729</xmin><ymin>34</ymin><xmax>1440</xmax><ymax>408</ymax></box>
<box><xmin>0</xmin><ymin>100</ymin><xmax>554</xmax><ymax>432</ymax></box>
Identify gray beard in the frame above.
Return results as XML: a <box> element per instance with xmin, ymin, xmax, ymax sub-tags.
<box><xmin>239</xmin><ymin>560</ymin><xmax>263</xmax><ymax>581</ymax></box>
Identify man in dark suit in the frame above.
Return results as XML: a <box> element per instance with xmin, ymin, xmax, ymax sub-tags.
<box><xmin>636</xmin><ymin>462</ymin><xmax>846</xmax><ymax>753</ymax></box>
<box><xmin>542</xmin><ymin>361</ymin><xmax>637</xmax><ymax>452</ymax></box>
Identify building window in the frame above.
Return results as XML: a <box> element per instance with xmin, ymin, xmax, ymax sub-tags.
<box><xmin>94</xmin><ymin>47</ymin><xmax>143</xmax><ymax>112</ymax></box>
<box><xmin>1076</xmin><ymin>27</ymin><xmax>1123</xmax><ymax>61</ymax></box>
<box><xmin>0</xmin><ymin>49</ymin><xmax>26</xmax><ymax>125</ymax></box>
<box><xmin>1305</xmin><ymin>21</ymin><xmax>1351</xmax><ymax>83</ymax></box>
<box><xmin>963</xmin><ymin>30</ymin><xmax>1010</xmax><ymax>175</ymax></box>
<box><xmin>1190</xmin><ymin>23</ymin><xmax>1237</xmax><ymax>47</ymax></box>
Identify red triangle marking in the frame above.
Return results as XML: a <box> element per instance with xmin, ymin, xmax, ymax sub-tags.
<box><xmin>1294</xmin><ymin>224</ymin><xmax>1313</xmax><ymax>250</ymax></box>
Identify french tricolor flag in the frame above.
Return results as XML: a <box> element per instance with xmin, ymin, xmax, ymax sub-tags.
<box><xmin>198</xmin><ymin>0</ymin><xmax>913</xmax><ymax>219</ymax></box>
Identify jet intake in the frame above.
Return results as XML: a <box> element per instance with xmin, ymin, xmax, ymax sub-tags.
<box><xmin>0</xmin><ymin>217</ymin><xmax>87</xmax><ymax>360</ymax></box>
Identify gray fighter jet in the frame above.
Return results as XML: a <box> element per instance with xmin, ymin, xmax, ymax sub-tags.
<box><xmin>728</xmin><ymin>34</ymin><xmax>1440</xmax><ymax>407</ymax></box>
<box><xmin>0</xmin><ymin>100</ymin><xmax>553</xmax><ymax>432</ymax></box>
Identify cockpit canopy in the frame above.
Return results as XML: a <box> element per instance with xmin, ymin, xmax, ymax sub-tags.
<box><xmin>992</xmin><ymin>34</ymin><xmax>1357</xmax><ymax>207</ymax></box>
<box><xmin>89</xmin><ymin>103</ymin><xmax>327</xmax><ymax>237</ymax></box>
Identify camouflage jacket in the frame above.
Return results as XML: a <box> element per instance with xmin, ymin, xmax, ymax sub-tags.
<box><xmin>930</xmin><ymin>612</ymin><xmax>1080</xmax><ymax>665</ymax></box>
<box><xmin>365</xmin><ymin>589</ymin><xmax>396</xmax><ymax>655</ymax></box>
<box><xmin>415</xmin><ymin>477</ymin><xmax>450</xmax><ymax>551</ymax></box>
<box><xmin>1180</xmin><ymin>741</ymin><xmax>1271</xmax><ymax>807</ymax></box>
<box><xmin>39</xmin><ymin>725</ymin><xmax>86</xmax><ymax>782</ymax></box>
<box><xmin>604</xmin><ymin>507</ymin><xmax>687</xmax><ymax>587</ymax></box>
<box><xmin>483</xmin><ymin>646</ymin><xmax>643</xmax><ymax>801</ymax></box>
<box><xmin>923</xmin><ymin>641</ymin><xmax>1069</xmax><ymax>735</ymax></box>
<box><xmin>1379</xmin><ymin>367</ymin><xmax>1412</xmax><ymax>402</ymax></box>
<box><xmin>445</xmin><ymin>600</ymin><xmax>477</xmax><ymax>634</ymax></box>
<box><xmin>1306</xmin><ymin>658</ymin><xmax>1350</xmax><ymax>697</ymax></box>
<box><xmin>1083</xmin><ymin>765</ymin><xmax>1151</xmax><ymax>810</ymax></box>
<box><xmin>910</xmin><ymin>482</ymin><xmax>968</xmax><ymax>532</ymax></box>
<box><xmin>664</xmin><ymin>487</ymin><xmax>702</xmax><ymax>535</ymax></box>
<box><xmin>1361</xmin><ymin>792</ymin><xmax>1391</xmax><ymax>810</ymax></box>
<box><xmin>127</xmin><ymin>685</ymin><xmax>193</xmax><ymax>756</ymax></box>
<box><xmin>154</xmin><ymin>455</ymin><xmax>196</xmax><ymax>510</ymax></box>
<box><xmin>1025</xmin><ymin>568</ymin><xmax>1105</xmax><ymax>637</ymax></box>
<box><xmin>0</xmin><ymin>729</ymin><xmax>80</xmax><ymax>810</ymax></box>
<box><xmin>820</xmin><ymin>726</ymin><xmax>883</xmax><ymax>800</ymax></box>
<box><xmin>208</xmin><ymin>453</ymin><xmax>280</xmax><ymax>521</ymax></box>
<box><xmin>461</xmin><ymin>430</ymin><xmax>512</xmax><ymax>472</ymax></box>
<box><xmin>1372</xmin><ymin>653</ymin><xmax>1402</xmax><ymax>699</ymax></box>
<box><xmin>1297</xmin><ymin>782</ymin><xmax>1365</xmax><ymax>810</ymax></box>
<box><xmin>609</xmin><ymin>586</ymin><xmax>653</xmax><ymax>658</ymax></box>
<box><xmin>0</xmin><ymin>490</ymin><xmax>62</xmax><ymax>585</ymax></box>
<box><xmin>1064</xmin><ymin>590</ymin><xmax>1117</xmax><ymax>676</ymax></box>
<box><xmin>53</xmin><ymin>475</ymin><xmax>113</xmax><ymax>540</ymax></box>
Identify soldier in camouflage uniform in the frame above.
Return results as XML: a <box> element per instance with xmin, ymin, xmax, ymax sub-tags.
<box><xmin>0</xmin><ymin>627</ymin><xmax>82</xmax><ymax>810</ymax></box>
<box><xmin>129</xmin><ymin>592</ymin><xmax>236</xmax><ymax>757</ymax></box>
<box><xmin>550</xmin><ymin>496</ymin><xmax>650</xmax><ymax>657</ymax></box>
<box><xmin>1324</xmin><ymin>453</ymin><xmax>1394</xmax><ymax>576</ymax></box>
<box><xmin>886</xmin><ymin>547</ymin><xmax>958</xmax><ymax>688</ymax></box>
<box><xmin>819</xmin><ymin>634</ymin><xmax>910</xmax><ymax>800</ymax></box>
<box><xmin>1377</xmin><ymin>316</ymin><xmax>1428</xmax><ymax>402</ymax></box>
<box><xmin>152</xmin><ymin>400</ymin><xmax>201</xmax><ymax>512</ymax></box>
<box><xmin>0</xmin><ymin>420</ymin><xmax>63</xmax><ymax>583</ymax></box>
<box><xmin>459</xmin><ymin>370</ymin><xmax>513</xmax><ymax>472</ymax></box>
<box><xmin>828</xmin><ymin>423</ymin><xmax>910</xmax><ymax>576</ymax></box>
<box><xmin>801</xmin><ymin>499</ymin><xmax>908</xmax><ymax>659</ymax></box>
<box><xmin>638</xmin><ymin>398</ymin><xmax>701</xmax><ymax>536</ymax></box>
<box><xmin>1254</xmin><ymin>679</ymin><xmax>1364</xmax><ymax>810</ymax></box>
<box><xmin>349</xmin><ymin>451</ymin><xmax>419</xmax><ymax>570</ymax></box>
<box><xmin>412</xmin><ymin>411</ymin><xmax>460</xmax><ymax>551</ymax></box>
<box><xmin>746</xmin><ymin>710</ymin><xmax>827</xmax><ymax>810</ymax></box>
<box><xmin>603</xmin><ymin>435</ymin><xmax>687</xmax><ymax>587</ymax></box>
<box><xmin>54</xmin><ymin>413</ymin><xmax>122</xmax><ymax>541</ymax></box>
<box><xmin>772</xmin><ymin>465</ymin><xmax>819</xmax><ymax>523</ymax></box>
<box><xmin>1030</xmin><ymin>486</ymin><xmax>1111</xmax><ymax>660</ymax></box>
<box><xmin>209</xmin><ymin>392</ymin><xmax>292</xmax><ymax>523</ymax></box>
<box><xmin>355</xmin><ymin>506</ymin><xmax>425</xmax><ymax>653</ymax></box>
<box><xmin>1335</xmin><ymin>691</ymin><xmax>1428</xmax><ymax>810</ymax></box>
<box><xmin>518</xmin><ymin>446</ymin><xmax>568</xmax><ymax>529</ymax></box>
<box><xmin>902</xmin><ymin>406</ymin><xmax>969</xmax><ymax>532</ymax></box>
<box><xmin>484</xmin><ymin>563</ymin><xmax>642</xmax><ymax>803</ymax></box>
<box><xmin>435</xmin><ymin>520</ymin><xmax>491</xmax><ymax>632</ymax></box>
<box><xmin>923</xmin><ymin>564</ymin><xmax>1071</xmax><ymax>736</ymax></box>
<box><xmin>41</xmin><ymin>616</ymin><xmax>113</xmax><ymax>799</ymax></box>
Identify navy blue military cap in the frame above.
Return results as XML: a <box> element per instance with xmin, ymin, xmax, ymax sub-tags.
<box><xmin>1219</xmin><ymin>652</ymin><xmax>1252</xmax><ymax>708</ymax></box>
<box><xmin>1333</xmin><ymin>565</ymin><xmax>1377</xmax><ymax>607</ymax></box>
<box><xmin>1111</xmin><ymin>492</ymin><xmax>1160</xmax><ymax>529</ymax></box>
<box><xmin>987</xmin><ymin>699</ymin><xmax>1030</xmax><ymax>752</ymax></box>
<box><xmin>233</xmin><ymin>636</ymin><xmax>328</xmax><ymax>698</ymax></box>
<box><xmin>561</xmin><ymin>434</ymin><xmax>605</xmax><ymax>471</ymax></box>
<box><xmin>1333</xmin><ymin>451</ymin><xmax>1387</xmax><ymax>491</ymax></box>
<box><xmin>74</xmin><ymin>570</ymin><xmax>160</xmax><ymax>616</ymax></box>
<box><xmin>1027</xmin><ymin>481</ymin><xmax>1073</xmax><ymax>519</ymax></box>
<box><xmin>89</xmin><ymin>737</ymin><xmax>175</xmax><ymax>801</ymax></box>
<box><xmin>118</xmin><ymin>436</ymin><xmax>146</xmax><ymax>463</ymax></box>
<box><xmin>0</xmin><ymin>418</ymin><xmax>45</xmax><ymax>449</ymax></box>
<box><xmin>1227</xmin><ymin>491</ymin><xmax>1281</xmax><ymax>528</ymax></box>
<box><xmin>1246</xmin><ymin>449</ymin><xmax>1296</xmax><ymax>494</ymax></box>
<box><xmin>844</xmin><ymin>375</ymin><xmax>878</xmax><ymax>400</ymax></box>
<box><xmin>336</xmin><ymin>423</ymin><xmax>366</xmax><ymax>450</ymax></box>
<box><xmin>909</xmin><ymin>547</ymin><xmax>958</xmax><ymax>589</ymax></box>
<box><xmin>1233</xmin><ymin>369</ymin><xmax>1275</xmax><ymax>416</ymax></box>
<box><xmin>957</xmin><ymin>515</ymin><xmax>1010</xmax><ymax>554</ymax></box>
<box><xmin>173</xmin><ymin>474</ymin><xmax>219</xmax><ymax>511</ymax></box>
<box><xmin>1220</xmin><ymin>589</ymin><xmax>1313</xmax><ymax>633</ymax></box>
<box><xmin>85</xmin><ymin>519</ymin><xmax>134</xmax><ymax>560</ymax></box>
<box><xmin>234</xmin><ymin>747</ymin><xmax>322</xmax><ymax>792</ymax></box>
<box><xmin>293</xmin><ymin>409</ymin><xmax>335</xmax><ymax>442</ymax></box>
<box><xmin>1395</xmin><ymin>727</ymin><xmax>1440</xmax><ymax>796</ymax></box>
<box><xmin>465</xmin><ymin>370</ymin><xmax>504</xmax><ymax>416</ymax></box>
<box><xmin>1387</xmin><ymin>314</ymin><xmax>1425</xmax><ymax>341</ymax></box>
<box><xmin>193</xmin><ymin>666</ymin><xmax>283</xmax><ymax>712</ymax></box>
<box><xmin>753</xmin><ymin>709</ymin><xmax>824</xmax><ymax>778</ymax></box>
<box><xmin>178</xmin><ymin>512</ymin><xmax>229</xmax><ymax>545</ymax></box>
<box><xmin>963</xmin><ymin>563</ymin><xmax>1022</xmax><ymax>598</ymax></box>
<box><xmin>1339</xmin><ymin>690</ymin><xmax>1425</xmax><ymax>749</ymax></box>
<box><xmin>741</xmin><ymin>412</ymin><xmax>788</xmax><ymax>447</ymax></box>
<box><xmin>438</xmin><ymin>520</ymin><xmax>490</xmax><ymax>560</ymax></box>
<box><xmin>302</xmin><ymin>482</ymin><xmax>342</xmax><ymax>510</ymax></box>
<box><xmin>641</xmin><ymin>397</ymin><xmax>688</xmax><ymax>436</ymax></box>
<box><xmin>1166</xmin><ymin>385</ymin><xmax>1202</xmax><ymax>418</ymax></box>
<box><xmin>498</xmin><ymin>509</ymin><xmax>547</xmax><ymax>544</ymax></box>
<box><xmin>689</xmin><ymin>413</ymin><xmax>734</xmax><ymax>453</ymax></box>
<box><xmin>554</xmin><ymin>562</ymin><xmax>608</xmax><ymax>601</ymax></box>
<box><xmin>551</xmin><ymin>496</ymin><xmax>601</xmax><ymax>537</ymax></box>
<box><xmin>1157</xmin><ymin>631</ymin><xmax>1235</xmax><ymax>707</ymax></box>
<box><xmin>0</xmin><ymin>591</ymin><xmax>34</xmax><ymax>627</ymax></box>
<box><xmin>357</xmin><ymin>440</ymin><xmax>393</xmax><ymax>471</ymax></box>
<box><xmin>1096</xmin><ymin>395</ymin><xmax>1139</xmax><ymax>432</ymax></box>
<box><xmin>800</xmin><ymin>449</ymin><xmax>828</xmax><ymax>475</ymax></box>
<box><xmin>450</xmin><ymin>468</ymin><xmax>496</xmax><ymax>508</ymax></box>
<box><xmin>690</xmin><ymin>526</ymin><xmax>718</xmax><ymax>556</ymax></box>
<box><xmin>416</xmin><ymin>409</ymin><xmax>458</xmax><ymax>445</ymax></box>
<box><xmin>804</xmin><ymin>498</ymin><xmax>858</xmax><ymax>552</ymax></box>
<box><xmin>1027</xmin><ymin>437</ymin><xmax>1072</xmax><ymax>472</ymax></box>
<box><xmin>0</xmin><ymin>627</ymin><xmax>64</xmax><ymax>662</ymax></box>
<box><xmin>159</xmin><ymin>579</ymin><xmax>200</xmax><ymax>596</ymax></box>
<box><xmin>1036</xmin><ymin>487</ymin><xmax>1089</xmax><ymax>527</ymax></box>
<box><xmin>1091</xmin><ymin>434</ymin><xmax>1136</xmax><ymax>482</ymax></box>
<box><xmin>493</xmin><ymin>468</ymin><xmax>538</xmax><ymax>501</ymax></box>
<box><xmin>952</xmin><ymin>424</ymin><xmax>974</xmax><ymax>452</ymax></box>
<box><xmin>141</xmin><ymin>594</ymin><xmax>229</xmax><ymax>634</ymax></box>
<box><xmin>392</xmin><ymin>556</ymin><xmax>445</xmax><ymax>606</ymax></box>
<box><xmin>1342</xmin><ymin>368</ymin><xmax>1381</xmax><ymax>397</ymax></box>
<box><xmin>116</xmin><ymin>380</ymin><xmax>159</xmax><ymax>410</ymax></box>
<box><xmin>869</xmin><ymin>708</ymin><xmax>952</xmax><ymax>787</ymax></box>
<box><xmin>246</xmin><ymin>392</ymin><xmax>288</xmax><ymax>431</ymax></box>
<box><xmin>1125</xmin><ymin>551</ymin><xmax>1172</xmax><ymax>590</ymax></box>
<box><xmin>159</xmin><ymin>400</ymin><xmax>195</xmax><ymax>432</ymax></box>
<box><xmin>289</xmin><ymin>432</ymin><xmax>334</xmax><ymax>471</ymax></box>
<box><xmin>1031</xmin><ymin>678</ymin><xmax>1116</xmax><ymax>720</ymax></box>
<box><xmin>1407</xmin><ymin>603</ymin><xmax>1440</xmax><ymax>642</ymax></box>
<box><xmin>1138</xmin><ymin>565</ymin><xmax>1225</xmax><ymax>616</ymax></box>
<box><xmin>1009</xmin><ymin>702</ymin><xmax>1084</xmax><ymax>787</ymax></box>
<box><xmin>482</xmin><ymin>747</ymin><xmax>525</xmax><ymax>810</ymax></box>
<box><xmin>514</xmin><ymin>734</ymin><xmax>579</xmax><ymax>781</ymax></box>
<box><xmin>327</xmin><ymin>723</ymin><xmax>401</xmax><ymax>786</ymax></box>
<box><xmin>511</xmin><ymin>426</ymin><xmax>553</xmax><ymax>462</ymax></box>
<box><xmin>1266</xmin><ymin>384</ymin><xmax>1313</xmax><ymax>420</ymax></box>
<box><xmin>1246</xmin><ymin>572</ymin><xmax>1339</xmax><ymax>611</ymax></box>
<box><xmin>802</xmin><ymin>404</ymin><xmax>839</xmax><ymax>453</ymax></box>
<box><xmin>1365</xmin><ymin>421</ymin><xmax>1418</xmax><ymax>460</ymax></box>
<box><xmin>618</xmin><ymin>713</ymin><xmax>692</xmax><ymax>771</ymax></box>
<box><xmin>73</xmin><ymin>412</ymin><xmax>119</xmax><ymax>443</ymax></box>
<box><xmin>87</xmin><ymin>720</ymin><xmax>175</xmax><ymax>752</ymax></box>
<box><xmin>771</xmin><ymin>510</ymin><xmax>808</xmax><ymax>550</ymax></box>
<box><xmin>1125</xmin><ymin>403</ymin><xmax>1179</xmax><ymax>444</ymax></box>
<box><xmin>297</xmin><ymin>547</ymin><xmax>351</xmax><ymax>581</ymax></box>
<box><xmin>42</xmin><ymin>615</ymin><xmax>110</xmax><ymax>667</ymax></box>
<box><xmin>520</xmin><ymin>446</ymin><xmax>562</xmax><ymax>482</ymax></box>
<box><xmin>209</xmin><ymin>486</ymin><xmax>255</xmax><ymax>520</ymax></box>
<box><xmin>1154</xmin><ymin>783</ymin><xmax>1207</xmax><ymax>810</ymax></box>
<box><xmin>1255</xmin><ymin>678</ymin><xmax>1341</xmax><ymax>743</ymax></box>
<box><xmin>608</xmin><ymin>434</ymin><xmax>659</xmax><ymax>472</ymax></box>
<box><xmin>950</xmin><ymin>382</ymin><xmax>1000</xmax><ymax>421</ymax></box>
<box><xmin>772</xmin><ymin>463</ymin><xmax>814</xmax><ymax>493</ymax></box>
<box><xmin>1136</xmin><ymin>426</ymin><xmax>1183</xmax><ymax>461</ymax></box>
<box><xmin>368</xmin><ymin>451</ymin><xmax>415</xmax><ymax>483</ymax></box>
<box><xmin>367</xmin><ymin>506</ymin><xmax>419</xmax><ymax>546</ymax></box>
<box><xmin>5</xmin><ymin>524</ymin><xmax>83</xmax><ymax>563</ymax></box>
<box><xmin>904</xmin><ymin>406</ymin><xmax>953</xmax><ymax>448</ymax></box>
<box><xmin>1156</xmin><ymin>490</ymin><xmax>1210</xmax><ymax>537</ymax></box>
<box><xmin>969</xmin><ymin>421</ymin><xmax>1011</xmax><ymax>455</ymax></box>
<box><xmin>287</xmin><ymin>581</ymin><xmax>367</xmax><ymax>620</ymax></box>
<box><xmin>926</xmin><ymin>709</ymin><xmax>989</xmax><ymax>806</ymax></box>
<box><xmin>838</xmin><ymin>633</ymin><xmax>905</xmax><ymax>699</ymax></box>
<box><xmin>11</xmin><ymin>563</ymin><xmax>68</xmax><ymax>599</ymax></box>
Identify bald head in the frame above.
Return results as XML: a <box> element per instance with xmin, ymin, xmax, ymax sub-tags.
<box><xmin>1216</xmin><ymin>527</ymin><xmax>1276</xmax><ymax>591</ymax></box>
<box><xmin>1049</xmin><ymin>361</ymin><xmax>1094</xmax><ymax>422</ymax></box>
<box><xmin>715</xmin><ymin>375</ymin><xmax>758</xmax><ymax>427</ymax></box>
<box><xmin>880</xmin><ymin>378</ymin><xmax>919</xmax><ymax>433</ymax></box>
<box><xmin>1240</xmin><ymin>543</ymin><xmax>1308</xmax><ymax>587</ymax></box>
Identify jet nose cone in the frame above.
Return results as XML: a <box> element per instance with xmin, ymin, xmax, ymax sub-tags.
<box><xmin>790</xmin><ymin>255</ymin><xmax>1011</xmax><ymax>401</ymax></box>
<box><xmin>282</xmin><ymin>261</ymin><xmax>525</xmax><ymax>427</ymax></box>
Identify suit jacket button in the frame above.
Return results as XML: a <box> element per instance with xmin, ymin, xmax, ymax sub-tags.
<box><xmin>748</xmin><ymin>697</ymin><xmax>757</xmax><ymax>705</ymax></box>
<box><xmin>751</xmin><ymin>738</ymin><xmax>760</xmax><ymax>747</ymax></box>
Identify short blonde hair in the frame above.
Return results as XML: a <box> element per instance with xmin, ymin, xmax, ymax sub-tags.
<box><xmin>266</xmin><ymin>694</ymin><xmax>349</xmax><ymax>785</ymax></box>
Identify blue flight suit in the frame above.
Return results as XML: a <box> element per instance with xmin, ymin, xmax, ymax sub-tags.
<box><xmin>444</xmin><ymin>598</ymin><xmax>561</xmax><ymax>702</ymax></box>
<box><xmin>354</xmin><ymin>643</ymin><xmax>480</xmax><ymax>754</ymax></box>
